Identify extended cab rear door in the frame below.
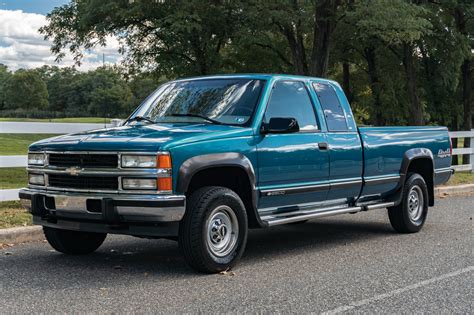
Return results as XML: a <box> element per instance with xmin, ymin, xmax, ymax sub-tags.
<box><xmin>311</xmin><ymin>81</ymin><xmax>363</xmax><ymax>204</ymax></box>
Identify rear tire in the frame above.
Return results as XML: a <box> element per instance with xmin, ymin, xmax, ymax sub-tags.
<box><xmin>388</xmin><ymin>173</ymin><xmax>428</xmax><ymax>233</ymax></box>
<box><xmin>179</xmin><ymin>186</ymin><xmax>248</xmax><ymax>273</ymax></box>
<box><xmin>43</xmin><ymin>227</ymin><xmax>106</xmax><ymax>255</ymax></box>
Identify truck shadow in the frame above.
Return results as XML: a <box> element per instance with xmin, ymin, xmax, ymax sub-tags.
<box><xmin>2</xmin><ymin>217</ymin><xmax>401</xmax><ymax>288</ymax></box>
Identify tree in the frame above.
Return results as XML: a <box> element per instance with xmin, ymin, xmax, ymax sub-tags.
<box><xmin>334</xmin><ymin>0</ymin><xmax>432</xmax><ymax>125</ymax></box>
<box><xmin>3</xmin><ymin>69</ymin><xmax>49</xmax><ymax>110</ymax></box>
<box><xmin>452</xmin><ymin>0</ymin><xmax>473</xmax><ymax>164</ymax></box>
<box><xmin>0</xmin><ymin>64</ymin><xmax>11</xmax><ymax>109</ymax></box>
<box><xmin>240</xmin><ymin>0</ymin><xmax>343</xmax><ymax>77</ymax></box>
<box><xmin>40</xmin><ymin>0</ymin><xmax>244</xmax><ymax>76</ymax></box>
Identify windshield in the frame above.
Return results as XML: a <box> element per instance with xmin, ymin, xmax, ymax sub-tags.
<box><xmin>128</xmin><ymin>78</ymin><xmax>265</xmax><ymax>126</ymax></box>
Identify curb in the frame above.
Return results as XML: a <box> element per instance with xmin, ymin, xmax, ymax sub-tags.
<box><xmin>0</xmin><ymin>184</ymin><xmax>473</xmax><ymax>245</ymax></box>
<box><xmin>435</xmin><ymin>184</ymin><xmax>474</xmax><ymax>196</ymax></box>
<box><xmin>0</xmin><ymin>226</ymin><xmax>44</xmax><ymax>245</ymax></box>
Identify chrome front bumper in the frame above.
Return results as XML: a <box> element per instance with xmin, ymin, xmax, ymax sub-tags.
<box><xmin>19</xmin><ymin>188</ymin><xmax>186</xmax><ymax>224</ymax></box>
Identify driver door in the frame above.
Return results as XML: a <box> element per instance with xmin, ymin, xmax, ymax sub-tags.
<box><xmin>256</xmin><ymin>80</ymin><xmax>330</xmax><ymax>210</ymax></box>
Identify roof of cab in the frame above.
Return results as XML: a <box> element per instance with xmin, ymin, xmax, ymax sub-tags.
<box><xmin>172</xmin><ymin>73</ymin><xmax>340</xmax><ymax>86</ymax></box>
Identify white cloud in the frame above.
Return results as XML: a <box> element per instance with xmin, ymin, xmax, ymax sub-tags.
<box><xmin>0</xmin><ymin>9</ymin><xmax>122</xmax><ymax>71</ymax></box>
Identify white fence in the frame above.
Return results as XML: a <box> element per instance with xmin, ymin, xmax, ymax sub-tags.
<box><xmin>0</xmin><ymin>121</ymin><xmax>121</xmax><ymax>201</ymax></box>
<box><xmin>450</xmin><ymin>130</ymin><xmax>474</xmax><ymax>173</ymax></box>
<box><xmin>0</xmin><ymin>124</ymin><xmax>472</xmax><ymax>201</ymax></box>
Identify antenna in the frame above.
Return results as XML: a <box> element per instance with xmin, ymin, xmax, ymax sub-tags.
<box><xmin>102</xmin><ymin>53</ymin><xmax>105</xmax><ymax>67</ymax></box>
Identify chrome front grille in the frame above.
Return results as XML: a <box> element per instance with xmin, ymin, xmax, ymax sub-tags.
<box><xmin>27</xmin><ymin>151</ymin><xmax>168</xmax><ymax>194</ymax></box>
<box><xmin>48</xmin><ymin>174</ymin><xmax>119</xmax><ymax>190</ymax></box>
<box><xmin>48</xmin><ymin>153</ymin><xmax>118</xmax><ymax>168</ymax></box>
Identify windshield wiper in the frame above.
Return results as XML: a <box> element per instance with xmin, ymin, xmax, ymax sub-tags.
<box><xmin>170</xmin><ymin>113</ymin><xmax>223</xmax><ymax>125</ymax></box>
<box><xmin>127</xmin><ymin>116</ymin><xmax>155</xmax><ymax>124</ymax></box>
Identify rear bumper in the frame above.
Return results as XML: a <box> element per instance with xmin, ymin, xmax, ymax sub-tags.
<box><xmin>19</xmin><ymin>188</ymin><xmax>186</xmax><ymax>237</ymax></box>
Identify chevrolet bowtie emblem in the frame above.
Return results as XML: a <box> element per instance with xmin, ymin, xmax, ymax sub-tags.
<box><xmin>65</xmin><ymin>167</ymin><xmax>82</xmax><ymax>176</ymax></box>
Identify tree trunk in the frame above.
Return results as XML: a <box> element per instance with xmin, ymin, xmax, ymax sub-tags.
<box><xmin>455</xmin><ymin>6</ymin><xmax>472</xmax><ymax>165</ymax></box>
<box><xmin>402</xmin><ymin>43</ymin><xmax>424</xmax><ymax>126</ymax></box>
<box><xmin>461</xmin><ymin>58</ymin><xmax>472</xmax><ymax>165</ymax></box>
<box><xmin>309</xmin><ymin>0</ymin><xmax>340</xmax><ymax>77</ymax></box>
<box><xmin>365</xmin><ymin>46</ymin><xmax>384</xmax><ymax>125</ymax></box>
<box><xmin>282</xmin><ymin>25</ymin><xmax>308</xmax><ymax>75</ymax></box>
<box><xmin>342</xmin><ymin>62</ymin><xmax>353</xmax><ymax>103</ymax></box>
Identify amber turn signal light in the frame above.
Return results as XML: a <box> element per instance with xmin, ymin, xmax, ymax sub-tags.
<box><xmin>157</xmin><ymin>177</ymin><xmax>172</xmax><ymax>191</ymax></box>
<box><xmin>157</xmin><ymin>153</ymin><xmax>172</xmax><ymax>168</ymax></box>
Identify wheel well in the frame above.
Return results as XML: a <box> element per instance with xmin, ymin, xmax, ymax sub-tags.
<box><xmin>407</xmin><ymin>158</ymin><xmax>434</xmax><ymax>206</ymax></box>
<box><xmin>186</xmin><ymin>166</ymin><xmax>261</xmax><ymax>228</ymax></box>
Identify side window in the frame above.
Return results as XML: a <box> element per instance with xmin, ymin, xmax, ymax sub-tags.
<box><xmin>265</xmin><ymin>81</ymin><xmax>318</xmax><ymax>131</ymax></box>
<box><xmin>313</xmin><ymin>82</ymin><xmax>348</xmax><ymax>131</ymax></box>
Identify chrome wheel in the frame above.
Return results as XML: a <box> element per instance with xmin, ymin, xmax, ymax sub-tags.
<box><xmin>407</xmin><ymin>185</ymin><xmax>424</xmax><ymax>222</ymax></box>
<box><xmin>206</xmin><ymin>205</ymin><xmax>239</xmax><ymax>258</ymax></box>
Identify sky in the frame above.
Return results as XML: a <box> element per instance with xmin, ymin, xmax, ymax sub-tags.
<box><xmin>0</xmin><ymin>0</ymin><xmax>121</xmax><ymax>71</ymax></box>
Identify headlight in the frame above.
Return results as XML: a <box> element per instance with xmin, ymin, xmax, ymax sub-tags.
<box><xmin>122</xmin><ymin>178</ymin><xmax>157</xmax><ymax>190</ymax></box>
<box><xmin>29</xmin><ymin>173</ymin><xmax>45</xmax><ymax>186</ymax></box>
<box><xmin>28</xmin><ymin>153</ymin><xmax>45</xmax><ymax>166</ymax></box>
<box><xmin>121</xmin><ymin>155</ymin><xmax>156</xmax><ymax>168</ymax></box>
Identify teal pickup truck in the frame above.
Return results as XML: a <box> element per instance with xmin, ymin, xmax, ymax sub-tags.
<box><xmin>20</xmin><ymin>74</ymin><xmax>452</xmax><ymax>273</ymax></box>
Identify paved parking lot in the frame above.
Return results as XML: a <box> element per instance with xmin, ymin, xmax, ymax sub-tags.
<box><xmin>1</xmin><ymin>195</ymin><xmax>472</xmax><ymax>313</ymax></box>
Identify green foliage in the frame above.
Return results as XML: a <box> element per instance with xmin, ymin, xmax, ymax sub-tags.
<box><xmin>3</xmin><ymin>69</ymin><xmax>48</xmax><ymax>110</ymax></box>
<box><xmin>0</xmin><ymin>0</ymin><xmax>471</xmax><ymax>129</ymax></box>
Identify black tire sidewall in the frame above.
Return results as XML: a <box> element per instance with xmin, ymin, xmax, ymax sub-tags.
<box><xmin>401</xmin><ymin>174</ymin><xmax>429</xmax><ymax>232</ymax></box>
<box><xmin>179</xmin><ymin>186</ymin><xmax>248</xmax><ymax>273</ymax></box>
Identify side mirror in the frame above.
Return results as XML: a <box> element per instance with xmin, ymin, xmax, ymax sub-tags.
<box><xmin>262</xmin><ymin>117</ymin><xmax>300</xmax><ymax>134</ymax></box>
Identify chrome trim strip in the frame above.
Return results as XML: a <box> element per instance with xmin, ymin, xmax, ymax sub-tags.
<box><xmin>364</xmin><ymin>175</ymin><xmax>400</xmax><ymax>186</ymax></box>
<box><xmin>26</xmin><ymin>184</ymin><xmax>171</xmax><ymax>195</ymax></box>
<box><xmin>259</xmin><ymin>178</ymin><xmax>362</xmax><ymax>196</ymax></box>
<box><xmin>434</xmin><ymin>168</ymin><xmax>452</xmax><ymax>174</ymax></box>
<box><xmin>330</xmin><ymin>179</ymin><xmax>362</xmax><ymax>188</ymax></box>
<box><xmin>260</xmin><ymin>183</ymin><xmax>329</xmax><ymax>196</ymax></box>
<box><xmin>31</xmin><ymin>150</ymin><xmax>169</xmax><ymax>155</ymax></box>
<box><xmin>26</xmin><ymin>167</ymin><xmax>171</xmax><ymax>177</ymax></box>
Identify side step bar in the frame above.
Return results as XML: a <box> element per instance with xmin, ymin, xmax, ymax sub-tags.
<box><xmin>261</xmin><ymin>202</ymin><xmax>395</xmax><ymax>227</ymax></box>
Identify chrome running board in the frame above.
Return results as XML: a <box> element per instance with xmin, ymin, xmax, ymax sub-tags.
<box><xmin>261</xmin><ymin>201</ymin><xmax>395</xmax><ymax>227</ymax></box>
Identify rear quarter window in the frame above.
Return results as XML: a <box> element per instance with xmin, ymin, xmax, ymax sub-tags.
<box><xmin>313</xmin><ymin>82</ymin><xmax>348</xmax><ymax>131</ymax></box>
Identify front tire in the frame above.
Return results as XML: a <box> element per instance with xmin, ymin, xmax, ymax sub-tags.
<box><xmin>179</xmin><ymin>186</ymin><xmax>248</xmax><ymax>273</ymax></box>
<box><xmin>43</xmin><ymin>227</ymin><xmax>107</xmax><ymax>255</ymax></box>
<box><xmin>388</xmin><ymin>173</ymin><xmax>429</xmax><ymax>233</ymax></box>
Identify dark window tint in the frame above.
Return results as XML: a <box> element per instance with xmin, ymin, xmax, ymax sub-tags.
<box><xmin>265</xmin><ymin>81</ymin><xmax>318</xmax><ymax>131</ymax></box>
<box><xmin>313</xmin><ymin>82</ymin><xmax>348</xmax><ymax>131</ymax></box>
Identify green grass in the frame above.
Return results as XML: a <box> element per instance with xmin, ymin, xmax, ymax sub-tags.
<box><xmin>444</xmin><ymin>172</ymin><xmax>474</xmax><ymax>186</ymax></box>
<box><xmin>0</xmin><ymin>134</ymin><xmax>60</xmax><ymax>155</ymax></box>
<box><xmin>0</xmin><ymin>168</ymin><xmax>27</xmax><ymax>189</ymax></box>
<box><xmin>0</xmin><ymin>117</ymin><xmax>112</xmax><ymax>123</ymax></box>
<box><xmin>0</xmin><ymin>201</ymin><xmax>32</xmax><ymax>229</ymax></box>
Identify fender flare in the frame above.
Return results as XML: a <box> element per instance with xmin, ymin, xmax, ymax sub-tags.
<box><xmin>176</xmin><ymin>153</ymin><xmax>266</xmax><ymax>228</ymax></box>
<box><xmin>393</xmin><ymin>148</ymin><xmax>434</xmax><ymax>206</ymax></box>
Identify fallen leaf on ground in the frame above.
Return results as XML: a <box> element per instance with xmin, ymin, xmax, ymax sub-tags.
<box><xmin>219</xmin><ymin>270</ymin><xmax>235</xmax><ymax>276</ymax></box>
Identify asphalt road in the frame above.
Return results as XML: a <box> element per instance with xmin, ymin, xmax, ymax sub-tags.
<box><xmin>1</xmin><ymin>195</ymin><xmax>472</xmax><ymax>313</ymax></box>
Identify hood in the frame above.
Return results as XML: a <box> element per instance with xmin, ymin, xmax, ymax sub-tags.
<box><xmin>29</xmin><ymin>123</ymin><xmax>253</xmax><ymax>152</ymax></box>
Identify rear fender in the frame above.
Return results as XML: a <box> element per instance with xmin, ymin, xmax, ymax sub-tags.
<box><xmin>392</xmin><ymin>148</ymin><xmax>434</xmax><ymax>206</ymax></box>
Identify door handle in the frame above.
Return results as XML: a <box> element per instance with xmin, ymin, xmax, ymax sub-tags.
<box><xmin>318</xmin><ymin>142</ymin><xmax>329</xmax><ymax>150</ymax></box>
